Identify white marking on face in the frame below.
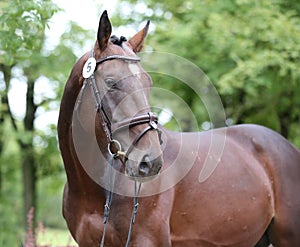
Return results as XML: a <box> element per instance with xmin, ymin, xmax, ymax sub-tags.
<box><xmin>128</xmin><ymin>63</ymin><xmax>141</xmax><ymax>79</ymax></box>
<box><xmin>142</xmin><ymin>91</ymin><xmax>148</xmax><ymax>106</ymax></box>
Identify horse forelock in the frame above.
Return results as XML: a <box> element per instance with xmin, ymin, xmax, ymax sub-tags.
<box><xmin>109</xmin><ymin>35</ymin><xmax>136</xmax><ymax>56</ymax></box>
<box><xmin>110</xmin><ymin>35</ymin><xmax>127</xmax><ymax>46</ymax></box>
<box><xmin>93</xmin><ymin>35</ymin><xmax>135</xmax><ymax>60</ymax></box>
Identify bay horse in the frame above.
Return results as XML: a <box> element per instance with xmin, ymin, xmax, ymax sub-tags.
<box><xmin>58</xmin><ymin>11</ymin><xmax>300</xmax><ymax>246</ymax></box>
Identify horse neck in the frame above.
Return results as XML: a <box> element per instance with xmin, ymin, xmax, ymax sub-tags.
<box><xmin>58</xmin><ymin>53</ymin><xmax>107</xmax><ymax>194</ymax></box>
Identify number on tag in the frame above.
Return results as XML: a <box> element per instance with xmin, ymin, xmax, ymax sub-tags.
<box><xmin>82</xmin><ymin>57</ymin><xmax>96</xmax><ymax>79</ymax></box>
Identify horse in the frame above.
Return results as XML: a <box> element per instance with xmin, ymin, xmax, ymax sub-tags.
<box><xmin>57</xmin><ymin>10</ymin><xmax>300</xmax><ymax>247</ymax></box>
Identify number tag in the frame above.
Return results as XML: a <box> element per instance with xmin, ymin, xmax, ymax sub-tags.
<box><xmin>82</xmin><ymin>57</ymin><xmax>96</xmax><ymax>79</ymax></box>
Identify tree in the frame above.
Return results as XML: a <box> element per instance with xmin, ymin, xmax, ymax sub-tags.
<box><xmin>0</xmin><ymin>1</ymin><xmax>93</xmax><ymax>243</ymax></box>
<box><xmin>0</xmin><ymin>0</ymin><xmax>60</xmax><ymax>232</ymax></box>
<box><xmin>112</xmin><ymin>0</ymin><xmax>300</xmax><ymax>145</ymax></box>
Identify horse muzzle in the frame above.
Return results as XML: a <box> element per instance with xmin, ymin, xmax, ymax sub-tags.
<box><xmin>125</xmin><ymin>154</ymin><xmax>163</xmax><ymax>182</ymax></box>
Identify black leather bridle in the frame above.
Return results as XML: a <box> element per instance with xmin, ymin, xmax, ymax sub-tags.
<box><xmin>82</xmin><ymin>49</ymin><xmax>162</xmax><ymax>247</ymax></box>
<box><xmin>85</xmin><ymin>51</ymin><xmax>161</xmax><ymax>162</ymax></box>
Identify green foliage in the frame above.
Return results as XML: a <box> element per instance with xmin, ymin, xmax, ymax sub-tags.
<box><xmin>112</xmin><ymin>0</ymin><xmax>300</xmax><ymax>144</ymax></box>
<box><xmin>0</xmin><ymin>0</ymin><xmax>300</xmax><ymax>245</ymax></box>
<box><xmin>0</xmin><ymin>0</ymin><xmax>60</xmax><ymax>65</ymax></box>
<box><xmin>37</xmin><ymin>176</ymin><xmax>66</xmax><ymax>228</ymax></box>
<box><xmin>0</xmin><ymin>0</ymin><xmax>94</xmax><ymax>245</ymax></box>
<box><xmin>0</xmin><ymin>121</ymin><xmax>23</xmax><ymax>246</ymax></box>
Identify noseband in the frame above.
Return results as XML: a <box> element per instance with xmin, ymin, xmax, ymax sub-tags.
<box><xmin>81</xmin><ymin>49</ymin><xmax>162</xmax><ymax>247</ymax></box>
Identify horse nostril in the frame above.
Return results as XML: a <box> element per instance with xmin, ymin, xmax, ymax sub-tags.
<box><xmin>138</xmin><ymin>155</ymin><xmax>152</xmax><ymax>176</ymax></box>
<box><xmin>138</xmin><ymin>162</ymin><xmax>150</xmax><ymax>176</ymax></box>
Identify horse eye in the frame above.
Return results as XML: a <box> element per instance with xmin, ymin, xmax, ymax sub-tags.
<box><xmin>105</xmin><ymin>78</ymin><xmax>117</xmax><ymax>89</ymax></box>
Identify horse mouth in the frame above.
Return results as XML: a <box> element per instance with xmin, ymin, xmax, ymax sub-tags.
<box><xmin>124</xmin><ymin>155</ymin><xmax>163</xmax><ymax>182</ymax></box>
<box><xmin>125</xmin><ymin>171</ymin><xmax>161</xmax><ymax>183</ymax></box>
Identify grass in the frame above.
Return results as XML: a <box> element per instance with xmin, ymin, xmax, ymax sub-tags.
<box><xmin>24</xmin><ymin>208</ymin><xmax>78</xmax><ymax>247</ymax></box>
<box><xmin>36</xmin><ymin>227</ymin><xmax>78</xmax><ymax>247</ymax></box>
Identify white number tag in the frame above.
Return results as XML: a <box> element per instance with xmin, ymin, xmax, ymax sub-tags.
<box><xmin>82</xmin><ymin>57</ymin><xmax>96</xmax><ymax>79</ymax></box>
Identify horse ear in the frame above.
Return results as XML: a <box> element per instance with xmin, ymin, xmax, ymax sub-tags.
<box><xmin>97</xmin><ymin>10</ymin><xmax>112</xmax><ymax>51</ymax></box>
<box><xmin>129</xmin><ymin>20</ymin><xmax>150</xmax><ymax>53</ymax></box>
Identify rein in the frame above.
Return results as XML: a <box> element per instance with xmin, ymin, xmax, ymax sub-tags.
<box><xmin>81</xmin><ymin>50</ymin><xmax>161</xmax><ymax>247</ymax></box>
<box><xmin>100</xmin><ymin>154</ymin><xmax>142</xmax><ymax>247</ymax></box>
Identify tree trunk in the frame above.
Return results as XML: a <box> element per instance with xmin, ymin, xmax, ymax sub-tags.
<box><xmin>0</xmin><ymin>64</ymin><xmax>13</xmax><ymax>193</ymax></box>
<box><xmin>20</xmin><ymin>77</ymin><xmax>37</xmax><ymax>228</ymax></box>
<box><xmin>1</xmin><ymin>63</ymin><xmax>38</xmax><ymax>230</ymax></box>
<box><xmin>21</xmin><ymin>145</ymin><xmax>36</xmax><ymax>226</ymax></box>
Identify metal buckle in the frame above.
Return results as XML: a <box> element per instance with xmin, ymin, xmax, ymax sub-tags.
<box><xmin>148</xmin><ymin>112</ymin><xmax>158</xmax><ymax>129</ymax></box>
<box><xmin>108</xmin><ymin>139</ymin><xmax>122</xmax><ymax>156</ymax></box>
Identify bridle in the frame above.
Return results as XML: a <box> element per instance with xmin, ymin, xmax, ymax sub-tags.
<box><xmin>84</xmin><ymin>50</ymin><xmax>161</xmax><ymax>161</ymax></box>
<box><xmin>81</xmin><ymin>49</ymin><xmax>162</xmax><ymax>247</ymax></box>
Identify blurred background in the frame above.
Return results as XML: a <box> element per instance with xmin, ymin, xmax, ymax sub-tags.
<box><xmin>0</xmin><ymin>0</ymin><xmax>300</xmax><ymax>246</ymax></box>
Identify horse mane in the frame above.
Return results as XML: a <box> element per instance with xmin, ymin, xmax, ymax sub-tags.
<box><xmin>110</xmin><ymin>35</ymin><xmax>127</xmax><ymax>46</ymax></box>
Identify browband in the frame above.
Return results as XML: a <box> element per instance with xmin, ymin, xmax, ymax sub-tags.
<box><xmin>96</xmin><ymin>55</ymin><xmax>141</xmax><ymax>65</ymax></box>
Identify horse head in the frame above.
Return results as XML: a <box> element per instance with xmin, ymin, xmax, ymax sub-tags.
<box><xmin>86</xmin><ymin>11</ymin><xmax>163</xmax><ymax>182</ymax></box>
